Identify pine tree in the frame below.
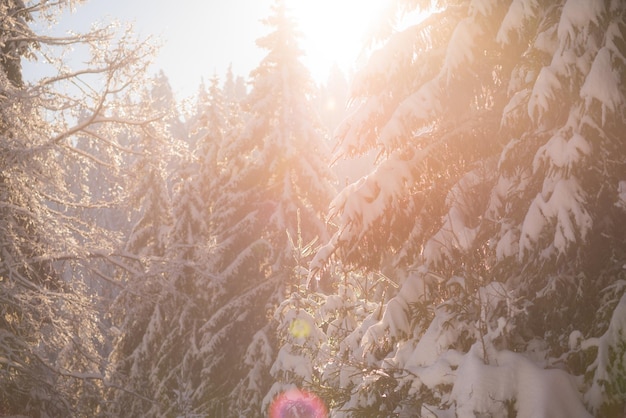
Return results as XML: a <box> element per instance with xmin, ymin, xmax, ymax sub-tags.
<box><xmin>105</xmin><ymin>75</ymin><xmax>207</xmax><ymax>416</ymax></box>
<box><xmin>223</xmin><ymin>63</ymin><xmax>247</xmax><ymax>103</ymax></box>
<box><xmin>108</xmin><ymin>69</ymin><xmax>241</xmax><ymax>417</ymax></box>
<box><xmin>195</xmin><ymin>1</ymin><xmax>335</xmax><ymax>415</ymax></box>
<box><xmin>135</xmin><ymin>161</ymin><xmax>208</xmax><ymax>418</ymax></box>
<box><xmin>125</xmin><ymin>129</ymin><xmax>173</xmax><ymax>258</ymax></box>
<box><xmin>213</xmin><ymin>0</ymin><xmax>334</xmax><ymax>277</ymax></box>
<box><xmin>310</xmin><ymin>0</ymin><xmax>626</xmax><ymax>416</ymax></box>
<box><xmin>190</xmin><ymin>74</ymin><xmax>235</xmax><ymax>235</ymax></box>
<box><xmin>106</xmin><ymin>127</ymin><xmax>174</xmax><ymax>417</ymax></box>
<box><xmin>151</xmin><ymin>70</ymin><xmax>188</xmax><ymax>146</ymax></box>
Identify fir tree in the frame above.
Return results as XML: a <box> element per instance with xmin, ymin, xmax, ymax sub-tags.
<box><xmin>310</xmin><ymin>0</ymin><xmax>626</xmax><ymax>416</ymax></box>
<box><xmin>124</xmin><ymin>128</ymin><xmax>173</xmax><ymax>258</ymax></box>
<box><xmin>106</xmin><ymin>80</ymin><xmax>191</xmax><ymax>417</ymax></box>
<box><xmin>195</xmin><ymin>1</ymin><xmax>335</xmax><ymax>415</ymax></box>
<box><xmin>191</xmin><ymin>74</ymin><xmax>234</xmax><ymax>235</ymax></box>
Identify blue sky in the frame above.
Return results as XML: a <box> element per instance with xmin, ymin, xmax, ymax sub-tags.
<box><xmin>26</xmin><ymin>0</ymin><xmax>271</xmax><ymax>99</ymax></box>
<box><xmin>24</xmin><ymin>0</ymin><xmax>380</xmax><ymax>100</ymax></box>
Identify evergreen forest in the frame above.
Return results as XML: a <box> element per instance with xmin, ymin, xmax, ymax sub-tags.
<box><xmin>1</xmin><ymin>0</ymin><xmax>625</xmax><ymax>416</ymax></box>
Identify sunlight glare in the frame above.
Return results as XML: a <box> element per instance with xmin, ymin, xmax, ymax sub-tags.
<box><xmin>288</xmin><ymin>0</ymin><xmax>384</xmax><ymax>83</ymax></box>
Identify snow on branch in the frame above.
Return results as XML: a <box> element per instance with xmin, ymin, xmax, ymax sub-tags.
<box><xmin>583</xmin><ymin>290</ymin><xmax>626</xmax><ymax>413</ymax></box>
<box><xmin>580</xmin><ymin>47</ymin><xmax>623</xmax><ymax>125</ymax></box>
<box><xmin>496</xmin><ymin>0</ymin><xmax>539</xmax><ymax>45</ymax></box>
<box><xmin>442</xmin><ymin>17</ymin><xmax>482</xmax><ymax>82</ymax></box>
<box><xmin>519</xmin><ymin>177</ymin><xmax>592</xmax><ymax>258</ymax></box>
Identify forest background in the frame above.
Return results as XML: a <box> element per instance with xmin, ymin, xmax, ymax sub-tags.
<box><xmin>1</xmin><ymin>0</ymin><xmax>625</xmax><ymax>417</ymax></box>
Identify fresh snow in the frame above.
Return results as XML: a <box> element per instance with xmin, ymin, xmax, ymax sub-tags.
<box><xmin>580</xmin><ymin>47</ymin><xmax>623</xmax><ymax>125</ymax></box>
<box><xmin>469</xmin><ymin>0</ymin><xmax>499</xmax><ymax>18</ymax></box>
<box><xmin>378</xmin><ymin>80</ymin><xmax>440</xmax><ymax>149</ymax></box>
<box><xmin>496</xmin><ymin>0</ymin><xmax>538</xmax><ymax>45</ymax></box>
<box><xmin>450</xmin><ymin>344</ymin><xmax>592</xmax><ymax>418</ymax></box>
<box><xmin>519</xmin><ymin>178</ymin><xmax>592</xmax><ymax>257</ymax></box>
<box><xmin>557</xmin><ymin>0</ymin><xmax>604</xmax><ymax>43</ymax></box>
<box><xmin>534</xmin><ymin>25</ymin><xmax>558</xmax><ymax>55</ymax></box>
<box><xmin>423</xmin><ymin>170</ymin><xmax>483</xmax><ymax>265</ymax></box>
<box><xmin>496</xmin><ymin>228</ymin><xmax>518</xmax><ymax>260</ymax></box>
<box><xmin>534</xmin><ymin>128</ymin><xmax>591</xmax><ymax>171</ymax></box>
<box><xmin>528</xmin><ymin>66</ymin><xmax>560</xmax><ymax>124</ymax></box>
<box><xmin>618</xmin><ymin>181</ymin><xmax>626</xmax><ymax>210</ymax></box>
<box><xmin>443</xmin><ymin>17</ymin><xmax>481</xmax><ymax>81</ymax></box>
<box><xmin>583</xmin><ymin>291</ymin><xmax>626</xmax><ymax>413</ymax></box>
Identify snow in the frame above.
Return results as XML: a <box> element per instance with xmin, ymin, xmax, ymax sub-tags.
<box><xmin>382</xmin><ymin>298</ymin><xmax>411</xmax><ymax>337</ymax></box>
<box><xmin>534</xmin><ymin>128</ymin><xmax>591</xmax><ymax>172</ymax></box>
<box><xmin>378</xmin><ymin>81</ymin><xmax>439</xmax><ymax>149</ymax></box>
<box><xmin>333</xmin><ymin>97</ymin><xmax>383</xmax><ymax>157</ymax></box>
<box><xmin>469</xmin><ymin>0</ymin><xmax>499</xmax><ymax>17</ymax></box>
<box><xmin>604</xmin><ymin>20</ymin><xmax>626</xmax><ymax>59</ymax></box>
<box><xmin>405</xmin><ymin>307</ymin><xmax>463</xmax><ymax>367</ymax></box>
<box><xmin>388</xmin><ymin>289</ymin><xmax>591</xmax><ymax>418</ymax></box>
<box><xmin>580</xmin><ymin>47</ymin><xmax>623</xmax><ymax>125</ymax></box>
<box><xmin>534</xmin><ymin>25</ymin><xmax>558</xmax><ymax>55</ymax></box>
<box><xmin>423</xmin><ymin>170</ymin><xmax>483</xmax><ymax>265</ymax></box>
<box><xmin>443</xmin><ymin>17</ymin><xmax>482</xmax><ymax>80</ymax></box>
<box><xmin>406</xmin><ymin>348</ymin><xmax>462</xmax><ymax>394</ymax></box>
<box><xmin>557</xmin><ymin>0</ymin><xmax>604</xmax><ymax>43</ymax></box>
<box><xmin>583</xmin><ymin>291</ymin><xmax>626</xmax><ymax>413</ymax></box>
<box><xmin>360</xmin><ymin>271</ymin><xmax>435</xmax><ymax>362</ymax></box>
<box><xmin>270</xmin><ymin>346</ymin><xmax>313</xmax><ymax>381</ymax></box>
<box><xmin>569</xmin><ymin>330</ymin><xmax>583</xmax><ymax>350</ymax></box>
<box><xmin>496</xmin><ymin>228</ymin><xmax>518</xmax><ymax>260</ymax></box>
<box><xmin>451</xmin><ymin>344</ymin><xmax>592</xmax><ymax>418</ymax></box>
<box><xmin>618</xmin><ymin>181</ymin><xmax>626</xmax><ymax>210</ymax></box>
<box><xmin>496</xmin><ymin>0</ymin><xmax>538</xmax><ymax>45</ymax></box>
<box><xmin>321</xmin><ymin>146</ymin><xmax>422</xmax><ymax>265</ymax></box>
<box><xmin>501</xmin><ymin>89</ymin><xmax>530</xmax><ymax>128</ymax></box>
<box><xmin>519</xmin><ymin>178</ymin><xmax>592</xmax><ymax>257</ymax></box>
<box><xmin>479</xmin><ymin>282</ymin><xmax>510</xmax><ymax>322</ymax></box>
<box><xmin>307</xmin><ymin>234</ymin><xmax>337</xmax><ymax>279</ymax></box>
<box><xmin>423</xmin><ymin>206</ymin><xmax>478</xmax><ymax>265</ymax></box>
<box><xmin>528</xmin><ymin>66</ymin><xmax>560</xmax><ymax>124</ymax></box>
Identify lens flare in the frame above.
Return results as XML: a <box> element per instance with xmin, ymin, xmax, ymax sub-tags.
<box><xmin>289</xmin><ymin>318</ymin><xmax>311</xmax><ymax>339</ymax></box>
<box><xmin>269</xmin><ymin>388</ymin><xmax>327</xmax><ymax>418</ymax></box>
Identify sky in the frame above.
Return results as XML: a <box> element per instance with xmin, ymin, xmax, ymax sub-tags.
<box><xmin>26</xmin><ymin>0</ymin><xmax>384</xmax><ymax>100</ymax></box>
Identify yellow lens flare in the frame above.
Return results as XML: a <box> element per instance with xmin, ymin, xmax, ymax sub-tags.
<box><xmin>289</xmin><ymin>318</ymin><xmax>311</xmax><ymax>339</ymax></box>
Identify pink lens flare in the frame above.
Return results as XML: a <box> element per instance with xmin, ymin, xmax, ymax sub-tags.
<box><xmin>269</xmin><ymin>388</ymin><xmax>328</xmax><ymax>418</ymax></box>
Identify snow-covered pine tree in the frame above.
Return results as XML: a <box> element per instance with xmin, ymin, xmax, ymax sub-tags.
<box><xmin>125</xmin><ymin>131</ymin><xmax>173</xmax><ymax>258</ymax></box>
<box><xmin>223</xmin><ymin>63</ymin><xmax>248</xmax><ymax>104</ymax></box>
<box><xmin>106</xmin><ymin>121</ymin><xmax>175</xmax><ymax>417</ymax></box>
<box><xmin>262</xmin><ymin>289</ymin><xmax>328</xmax><ymax>413</ymax></box>
<box><xmin>109</xmin><ymin>68</ymin><xmax>245</xmax><ymax>417</ymax></box>
<box><xmin>190</xmin><ymin>74</ymin><xmax>236</xmax><ymax>236</ymax></box>
<box><xmin>310</xmin><ymin>0</ymin><xmax>626</xmax><ymax>416</ymax></box>
<box><xmin>105</xmin><ymin>72</ymin><xmax>213</xmax><ymax>416</ymax></box>
<box><xmin>131</xmin><ymin>159</ymin><xmax>209</xmax><ymax>418</ymax></box>
<box><xmin>194</xmin><ymin>1</ymin><xmax>336</xmax><ymax>416</ymax></box>
<box><xmin>151</xmin><ymin>70</ymin><xmax>188</xmax><ymax>147</ymax></box>
<box><xmin>0</xmin><ymin>1</ymin><xmax>155</xmax><ymax>416</ymax></box>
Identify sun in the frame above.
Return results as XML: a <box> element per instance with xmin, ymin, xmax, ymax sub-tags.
<box><xmin>287</xmin><ymin>0</ymin><xmax>385</xmax><ymax>84</ymax></box>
